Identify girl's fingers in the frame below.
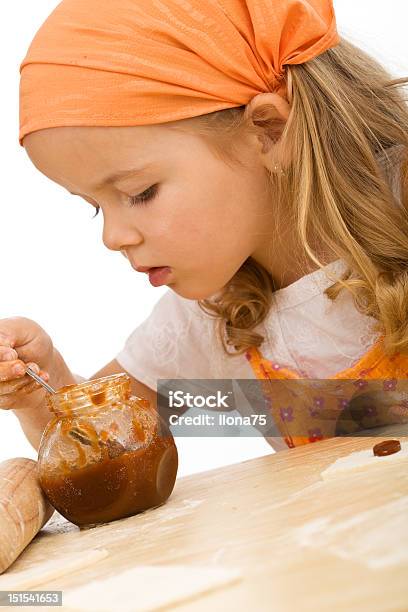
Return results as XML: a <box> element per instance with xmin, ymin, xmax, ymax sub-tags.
<box><xmin>0</xmin><ymin>359</ymin><xmax>41</xmax><ymax>382</ymax></box>
<box><xmin>0</xmin><ymin>380</ymin><xmax>46</xmax><ymax>409</ymax></box>
<box><xmin>0</xmin><ymin>346</ymin><xmax>18</xmax><ymax>361</ymax></box>
<box><xmin>0</xmin><ymin>377</ymin><xmax>38</xmax><ymax>396</ymax></box>
<box><xmin>0</xmin><ymin>333</ymin><xmax>15</xmax><ymax>349</ymax></box>
<box><xmin>0</xmin><ymin>359</ymin><xmax>28</xmax><ymax>381</ymax></box>
<box><xmin>0</xmin><ymin>367</ymin><xmax>48</xmax><ymax>395</ymax></box>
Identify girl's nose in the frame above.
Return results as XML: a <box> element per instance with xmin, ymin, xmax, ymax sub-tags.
<box><xmin>102</xmin><ymin>218</ymin><xmax>143</xmax><ymax>252</ymax></box>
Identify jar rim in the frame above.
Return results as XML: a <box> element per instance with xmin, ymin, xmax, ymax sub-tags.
<box><xmin>56</xmin><ymin>372</ymin><xmax>129</xmax><ymax>398</ymax></box>
<box><xmin>47</xmin><ymin>372</ymin><xmax>131</xmax><ymax>416</ymax></box>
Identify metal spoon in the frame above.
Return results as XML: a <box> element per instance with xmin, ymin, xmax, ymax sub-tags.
<box><xmin>25</xmin><ymin>367</ymin><xmax>89</xmax><ymax>444</ymax></box>
<box><xmin>25</xmin><ymin>366</ymin><xmax>57</xmax><ymax>394</ymax></box>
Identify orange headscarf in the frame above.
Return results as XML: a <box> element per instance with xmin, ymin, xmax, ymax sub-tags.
<box><xmin>19</xmin><ymin>0</ymin><xmax>339</xmax><ymax>146</ymax></box>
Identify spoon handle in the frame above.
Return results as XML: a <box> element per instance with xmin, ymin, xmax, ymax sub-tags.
<box><xmin>25</xmin><ymin>366</ymin><xmax>56</xmax><ymax>394</ymax></box>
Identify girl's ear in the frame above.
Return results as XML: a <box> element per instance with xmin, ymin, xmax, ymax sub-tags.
<box><xmin>244</xmin><ymin>92</ymin><xmax>292</xmax><ymax>168</ymax></box>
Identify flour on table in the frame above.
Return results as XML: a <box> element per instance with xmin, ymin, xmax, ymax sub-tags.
<box><xmin>0</xmin><ymin>549</ymin><xmax>108</xmax><ymax>589</ymax></box>
<box><xmin>320</xmin><ymin>441</ymin><xmax>408</xmax><ymax>480</ymax></box>
<box><xmin>293</xmin><ymin>496</ymin><xmax>408</xmax><ymax>569</ymax></box>
<box><xmin>63</xmin><ymin>565</ymin><xmax>242</xmax><ymax>611</ymax></box>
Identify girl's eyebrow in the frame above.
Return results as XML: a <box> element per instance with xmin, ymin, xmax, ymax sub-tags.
<box><xmin>67</xmin><ymin>163</ymin><xmax>154</xmax><ymax>197</ymax></box>
<box><xmin>95</xmin><ymin>164</ymin><xmax>153</xmax><ymax>189</ymax></box>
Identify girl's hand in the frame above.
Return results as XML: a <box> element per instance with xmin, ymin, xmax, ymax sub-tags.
<box><xmin>0</xmin><ymin>317</ymin><xmax>54</xmax><ymax>410</ymax></box>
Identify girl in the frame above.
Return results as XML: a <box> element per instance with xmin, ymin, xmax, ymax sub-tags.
<box><xmin>2</xmin><ymin>0</ymin><xmax>408</xmax><ymax>451</ymax></box>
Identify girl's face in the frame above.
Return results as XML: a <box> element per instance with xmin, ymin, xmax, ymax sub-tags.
<box><xmin>24</xmin><ymin>124</ymin><xmax>275</xmax><ymax>300</ymax></box>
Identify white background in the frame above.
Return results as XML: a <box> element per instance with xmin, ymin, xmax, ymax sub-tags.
<box><xmin>0</xmin><ymin>1</ymin><xmax>407</xmax><ymax>477</ymax></box>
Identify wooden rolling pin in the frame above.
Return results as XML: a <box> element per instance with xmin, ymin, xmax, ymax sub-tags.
<box><xmin>0</xmin><ymin>458</ymin><xmax>54</xmax><ymax>573</ymax></box>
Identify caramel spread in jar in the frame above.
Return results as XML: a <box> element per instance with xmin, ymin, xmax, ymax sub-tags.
<box><xmin>37</xmin><ymin>374</ymin><xmax>178</xmax><ymax>527</ymax></box>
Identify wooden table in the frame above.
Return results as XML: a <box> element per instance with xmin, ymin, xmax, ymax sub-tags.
<box><xmin>3</xmin><ymin>424</ymin><xmax>408</xmax><ymax>612</ymax></box>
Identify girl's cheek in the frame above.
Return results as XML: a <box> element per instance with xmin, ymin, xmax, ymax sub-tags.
<box><xmin>145</xmin><ymin>190</ymin><xmax>199</xmax><ymax>238</ymax></box>
<box><xmin>145</xmin><ymin>215</ymin><xmax>174</xmax><ymax>237</ymax></box>
<box><xmin>146</xmin><ymin>206</ymin><xmax>186</xmax><ymax>237</ymax></box>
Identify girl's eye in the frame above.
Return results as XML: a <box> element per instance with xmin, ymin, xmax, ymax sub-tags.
<box><xmin>92</xmin><ymin>205</ymin><xmax>100</xmax><ymax>219</ymax></box>
<box><xmin>128</xmin><ymin>184</ymin><xmax>159</xmax><ymax>207</ymax></box>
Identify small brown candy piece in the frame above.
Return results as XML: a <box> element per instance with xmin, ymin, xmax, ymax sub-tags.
<box><xmin>373</xmin><ymin>439</ymin><xmax>401</xmax><ymax>457</ymax></box>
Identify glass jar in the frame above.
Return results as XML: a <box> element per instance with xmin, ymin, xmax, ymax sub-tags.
<box><xmin>37</xmin><ymin>373</ymin><xmax>178</xmax><ymax>527</ymax></box>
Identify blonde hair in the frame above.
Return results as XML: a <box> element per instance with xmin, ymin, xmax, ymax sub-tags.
<box><xmin>173</xmin><ymin>38</ymin><xmax>408</xmax><ymax>358</ymax></box>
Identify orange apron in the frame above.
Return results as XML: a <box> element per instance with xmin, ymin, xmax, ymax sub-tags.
<box><xmin>245</xmin><ymin>334</ymin><xmax>408</xmax><ymax>448</ymax></box>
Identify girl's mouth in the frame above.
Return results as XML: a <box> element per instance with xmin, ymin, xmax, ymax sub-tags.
<box><xmin>147</xmin><ymin>266</ymin><xmax>172</xmax><ymax>287</ymax></box>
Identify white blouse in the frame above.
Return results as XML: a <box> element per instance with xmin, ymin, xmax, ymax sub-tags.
<box><xmin>115</xmin><ymin>146</ymin><xmax>404</xmax><ymax>391</ymax></box>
